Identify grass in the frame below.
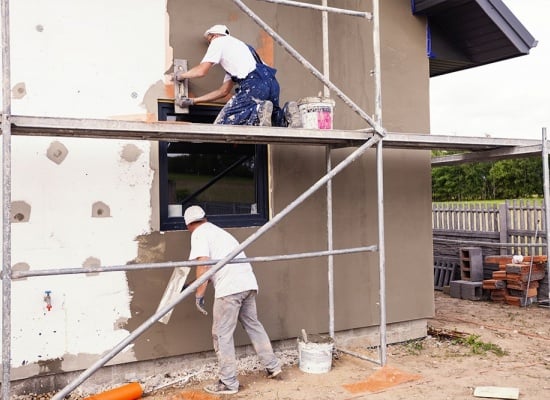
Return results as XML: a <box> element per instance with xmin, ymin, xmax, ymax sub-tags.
<box><xmin>403</xmin><ymin>339</ymin><xmax>425</xmax><ymax>355</ymax></box>
<box><xmin>452</xmin><ymin>334</ymin><xmax>507</xmax><ymax>356</ymax></box>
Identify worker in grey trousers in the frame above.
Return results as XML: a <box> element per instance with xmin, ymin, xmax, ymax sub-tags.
<box><xmin>184</xmin><ymin>205</ymin><xmax>281</xmax><ymax>395</ymax></box>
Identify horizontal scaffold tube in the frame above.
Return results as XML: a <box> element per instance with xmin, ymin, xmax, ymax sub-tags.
<box><xmin>257</xmin><ymin>0</ymin><xmax>372</xmax><ymax>18</ymax></box>
<box><xmin>51</xmin><ymin>135</ymin><xmax>381</xmax><ymax>400</ymax></box>
<box><xmin>231</xmin><ymin>0</ymin><xmax>384</xmax><ymax>135</ymax></box>
<box><xmin>433</xmin><ymin>238</ymin><xmax>547</xmax><ymax>248</ymax></box>
<box><xmin>10</xmin><ymin>245</ymin><xmax>378</xmax><ymax>279</ymax></box>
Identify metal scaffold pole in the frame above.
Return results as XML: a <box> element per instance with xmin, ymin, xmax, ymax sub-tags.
<box><xmin>12</xmin><ymin>246</ymin><xmax>378</xmax><ymax>280</ymax></box>
<box><xmin>326</xmin><ymin>147</ymin><xmax>335</xmax><ymax>338</ymax></box>
<box><xmin>542</xmin><ymin>127</ymin><xmax>550</xmax><ymax>306</ymax></box>
<box><xmin>51</xmin><ymin>135</ymin><xmax>381</xmax><ymax>400</ymax></box>
<box><xmin>321</xmin><ymin>0</ymin><xmax>335</xmax><ymax>339</ymax></box>
<box><xmin>372</xmin><ymin>0</ymin><xmax>387</xmax><ymax>366</ymax></box>
<box><xmin>1</xmin><ymin>0</ymin><xmax>13</xmax><ymax>398</ymax></box>
<box><xmin>231</xmin><ymin>0</ymin><xmax>382</xmax><ymax>133</ymax></box>
<box><xmin>257</xmin><ymin>0</ymin><xmax>372</xmax><ymax>19</ymax></box>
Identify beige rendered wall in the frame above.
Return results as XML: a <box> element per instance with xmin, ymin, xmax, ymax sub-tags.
<box><xmin>124</xmin><ymin>0</ymin><xmax>434</xmax><ymax>362</ymax></box>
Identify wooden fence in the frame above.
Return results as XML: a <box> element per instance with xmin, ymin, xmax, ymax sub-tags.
<box><xmin>433</xmin><ymin>199</ymin><xmax>547</xmax><ymax>259</ymax></box>
<box><xmin>432</xmin><ymin>200</ymin><xmax>549</xmax><ymax>298</ymax></box>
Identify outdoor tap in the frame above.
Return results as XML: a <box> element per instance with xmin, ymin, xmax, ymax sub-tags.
<box><xmin>44</xmin><ymin>290</ymin><xmax>52</xmax><ymax>311</ymax></box>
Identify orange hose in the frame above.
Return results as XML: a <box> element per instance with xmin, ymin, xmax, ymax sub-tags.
<box><xmin>84</xmin><ymin>382</ymin><xmax>143</xmax><ymax>400</ymax></box>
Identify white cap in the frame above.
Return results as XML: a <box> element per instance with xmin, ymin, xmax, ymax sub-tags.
<box><xmin>204</xmin><ymin>24</ymin><xmax>230</xmax><ymax>38</ymax></box>
<box><xmin>184</xmin><ymin>205</ymin><xmax>206</xmax><ymax>226</ymax></box>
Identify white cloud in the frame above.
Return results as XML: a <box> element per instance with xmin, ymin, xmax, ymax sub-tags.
<box><xmin>430</xmin><ymin>0</ymin><xmax>550</xmax><ymax>139</ymax></box>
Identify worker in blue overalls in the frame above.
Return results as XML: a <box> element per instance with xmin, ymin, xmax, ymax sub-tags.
<box><xmin>175</xmin><ymin>24</ymin><xmax>301</xmax><ymax>128</ymax></box>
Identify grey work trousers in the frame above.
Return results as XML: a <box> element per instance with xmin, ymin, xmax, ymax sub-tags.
<box><xmin>212</xmin><ymin>290</ymin><xmax>279</xmax><ymax>389</ymax></box>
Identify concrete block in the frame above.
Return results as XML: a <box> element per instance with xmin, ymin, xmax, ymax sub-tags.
<box><xmin>450</xmin><ymin>280</ymin><xmax>463</xmax><ymax>299</ymax></box>
<box><xmin>460</xmin><ymin>247</ymin><xmax>483</xmax><ymax>282</ymax></box>
<box><xmin>461</xmin><ymin>281</ymin><xmax>483</xmax><ymax>301</ymax></box>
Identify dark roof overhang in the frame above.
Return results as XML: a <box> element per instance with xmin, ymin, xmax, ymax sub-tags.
<box><xmin>411</xmin><ymin>0</ymin><xmax>538</xmax><ymax>77</ymax></box>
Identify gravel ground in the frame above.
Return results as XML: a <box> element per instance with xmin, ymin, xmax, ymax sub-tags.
<box><xmin>12</xmin><ymin>349</ymin><xmax>301</xmax><ymax>399</ymax></box>
<box><xmin>12</xmin><ymin>292</ymin><xmax>550</xmax><ymax>399</ymax></box>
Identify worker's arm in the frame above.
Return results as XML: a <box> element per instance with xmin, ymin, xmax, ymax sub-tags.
<box><xmin>195</xmin><ymin>256</ymin><xmax>210</xmax><ymax>298</ymax></box>
<box><xmin>194</xmin><ymin>256</ymin><xmax>210</xmax><ymax>315</ymax></box>
<box><xmin>177</xmin><ymin>62</ymin><xmax>213</xmax><ymax>80</ymax></box>
<box><xmin>192</xmin><ymin>79</ymin><xmax>234</xmax><ymax>104</ymax></box>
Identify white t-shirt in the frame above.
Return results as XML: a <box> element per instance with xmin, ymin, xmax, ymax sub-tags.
<box><xmin>189</xmin><ymin>222</ymin><xmax>258</xmax><ymax>298</ymax></box>
<box><xmin>201</xmin><ymin>35</ymin><xmax>257</xmax><ymax>82</ymax></box>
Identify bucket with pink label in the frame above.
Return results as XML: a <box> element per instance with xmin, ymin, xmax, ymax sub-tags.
<box><xmin>297</xmin><ymin>97</ymin><xmax>335</xmax><ymax>130</ymax></box>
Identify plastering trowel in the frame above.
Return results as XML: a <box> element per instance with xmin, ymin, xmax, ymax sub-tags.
<box><xmin>155</xmin><ymin>266</ymin><xmax>191</xmax><ymax>324</ymax></box>
<box><xmin>173</xmin><ymin>58</ymin><xmax>189</xmax><ymax>114</ymax></box>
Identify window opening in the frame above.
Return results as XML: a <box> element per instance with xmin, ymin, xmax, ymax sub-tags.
<box><xmin>158</xmin><ymin>101</ymin><xmax>268</xmax><ymax>230</ymax></box>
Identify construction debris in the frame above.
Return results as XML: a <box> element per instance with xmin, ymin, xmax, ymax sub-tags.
<box><xmin>473</xmin><ymin>386</ymin><xmax>520</xmax><ymax>399</ymax></box>
<box><xmin>482</xmin><ymin>255</ymin><xmax>547</xmax><ymax>307</ymax></box>
<box><xmin>427</xmin><ymin>326</ymin><xmax>468</xmax><ymax>341</ymax></box>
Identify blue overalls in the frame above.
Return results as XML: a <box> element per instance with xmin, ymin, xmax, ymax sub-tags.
<box><xmin>214</xmin><ymin>47</ymin><xmax>285</xmax><ymax>127</ymax></box>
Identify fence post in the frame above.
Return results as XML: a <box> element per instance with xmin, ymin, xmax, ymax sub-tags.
<box><xmin>499</xmin><ymin>202</ymin><xmax>508</xmax><ymax>255</ymax></box>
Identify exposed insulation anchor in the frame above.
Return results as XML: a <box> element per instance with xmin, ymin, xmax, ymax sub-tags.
<box><xmin>44</xmin><ymin>290</ymin><xmax>52</xmax><ymax>311</ymax></box>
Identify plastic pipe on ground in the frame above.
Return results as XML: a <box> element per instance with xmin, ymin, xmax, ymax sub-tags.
<box><xmin>83</xmin><ymin>382</ymin><xmax>143</xmax><ymax>400</ymax></box>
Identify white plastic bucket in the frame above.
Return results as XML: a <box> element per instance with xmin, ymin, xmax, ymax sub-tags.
<box><xmin>297</xmin><ymin>334</ymin><xmax>334</xmax><ymax>374</ymax></box>
<box><xmin>297</xmin><ymin>97</ymin><xmax>335</xmax><ymax>130</ymax></box>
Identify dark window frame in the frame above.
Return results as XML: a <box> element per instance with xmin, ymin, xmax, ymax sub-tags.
<box><xmin>158</xmin><ymin>101</ymin><xmax>269</xmax><ymax>230</ymax></box>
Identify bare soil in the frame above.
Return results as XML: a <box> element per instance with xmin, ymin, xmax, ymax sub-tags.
<box><xmin>147</xmin><ymin>291</ymin><xmax>550</xmax><ymax>400</ymax></box>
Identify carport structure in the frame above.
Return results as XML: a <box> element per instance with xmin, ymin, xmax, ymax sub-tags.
<box><xmin>1</xmin><ymin>1</ymin><xmax>547</xmax><ymax>399</ymax></box>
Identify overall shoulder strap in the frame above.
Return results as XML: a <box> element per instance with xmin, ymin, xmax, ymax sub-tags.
<box><xmin>247</xmin><ymin>44</ymin><xmax>264</xmax><ymax>65</ymax></box>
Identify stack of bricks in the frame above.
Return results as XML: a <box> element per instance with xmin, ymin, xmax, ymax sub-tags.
<box><xmin>482</xmin><ymin>255</ymin><xmax>547</xmax><ymax>307</ymax></box>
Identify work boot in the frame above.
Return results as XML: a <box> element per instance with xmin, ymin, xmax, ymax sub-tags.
<box><xmin>257</xmin><ymin>100</ymin><xmax>273</xmax><ymax>127</ymax></box>
<box><xmin>204</xmin><ymin>380</ymin><xmax>238</xmax><ymax>395</ymax></box>
<box><xmin>267</xmin><ymin>367</ymin><xmax>282</xmax><ymax>379</ymax></box>
<box><xmin>283</xmin><ymin>101</ymin><xmax>302</xmax><ymax>128</ymax></box>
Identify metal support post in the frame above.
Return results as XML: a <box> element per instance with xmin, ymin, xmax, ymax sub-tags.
<box><xmin>376</xmin><ymin>141</ymin><xmax>387</xmax><ymax>366</ymax></box>
<box><xmin>322</xmin><ymin>0</ymin><xmax>330</xmax><ymax>99</ymax></box>
<box><xmin>326</xmin><ymin>147</ymin><xmax>335</xmax><ymax>338</ymax></box>
<box><xmin>542</xmin><ymin>127</ymin><xmax>550</xmax><ymax>306</ymax></box>
<box><xmin>257</xmin><ymin>0</ymin><xmax>372</xmax><ymax>19</ymax></box>
<box><xmin>321</xmin><ymin>0</ymin><xmax>335</xmax><ymax>339</ymax></box>
<box><xmin>52</xmin><ymin>135</ymin><xmax>382</xmax><ymax>399</ymax></box>
<box><xmin>13</xmin><ymin>246</ymin><xmax>377</xmax><ymax>279</ymax></box>
<box><xmin>231</xmin><ymin>0</ymin><xmax>384</xmax><ymax>134</ymax></box>
<box><xmin>373</xmin><ymin>0</ymin><xmax>387</xmax><ymax>366</ymax></box>
<box><xmin>1</xmin><ymin>0</ymin><xmax>12</xmax><ymax>398</ymax></box>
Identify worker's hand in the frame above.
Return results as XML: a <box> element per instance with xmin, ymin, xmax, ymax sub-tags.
<box><xmin>176</xmin><ymin>96</ymin><xmax>194</xmax><ymax>108</ymax></box>
<box><xmin>175</xmin><ymin>72</ymin><xmax>187</xmax><ymax>82</ymax></box>
<box><xmin>195</xmin><ymin>296</ymin><xmax>208</xmax><ymax>316</ymax></box>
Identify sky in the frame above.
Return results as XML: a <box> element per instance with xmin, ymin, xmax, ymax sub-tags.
<box><xmin>429</xmin><ymin>0</ymin><xmax>550</xmax><ymax>140</ymax></box>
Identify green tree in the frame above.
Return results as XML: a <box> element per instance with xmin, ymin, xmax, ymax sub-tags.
<box><xmin>432</xmin><ymin>152</ymin><xmax>544</xmax><ymax>201</ymax></box>
<box><xmin>488</xmin><ymin>157</ymin><xmax>542</xmax><ymax>199</ymax></box>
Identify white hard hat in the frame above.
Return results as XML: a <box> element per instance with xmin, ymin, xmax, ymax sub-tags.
<box><xmin>204</xmin><ymin>24</ymin><xmax>230</xmax><ymax>38</ymax></box>
<box><xmin>184</xmin><ymin>205</ymin><xmax>206</xmax><ymax>226</ymax></box>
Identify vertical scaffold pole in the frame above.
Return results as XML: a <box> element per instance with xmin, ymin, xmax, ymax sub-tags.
<box><xmin>542</xmin><ymin>127</ymin><xmax>550</xmax><ymax>305</ymax></box>
<box><xmin>321</xmin><ymin>0</ymin><xmax>335</xmax><ymax>339</ymax></box>
<box><xmin>322</xmin><ymin>0</ymin><xmax>330</xmax><ymax>99</ymax></box>
<box><xmin>372</xmin><ymin>0</ymin><xmax>387</xmax><ymax>366</ymax></box>
<box><xmin>1</xmin><ymin>0</ymin><xmax>13</xmax><ymax>397</ymax></box>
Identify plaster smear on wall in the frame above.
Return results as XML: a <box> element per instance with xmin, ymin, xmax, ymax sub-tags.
<box><xmin>0</xmin><ymin>0</ymin><xmax>167</xmax><ymax>374</ymax></box>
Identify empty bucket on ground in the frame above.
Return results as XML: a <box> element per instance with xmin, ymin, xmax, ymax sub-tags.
<box><xmin>297</xmin><ymin>97</ymin><xmax>335</xmax><ymax>130</ymax></box>
<box><xmin>297</xmin><ymin>333</ymin><xmax>334</xmax><ymax>374</ymax></box>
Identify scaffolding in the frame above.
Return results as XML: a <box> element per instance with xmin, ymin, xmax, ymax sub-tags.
<box><xmin>1</xmin><ymin>1</ymin><xmax>549</xmax><ymax>399</ymax></box>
